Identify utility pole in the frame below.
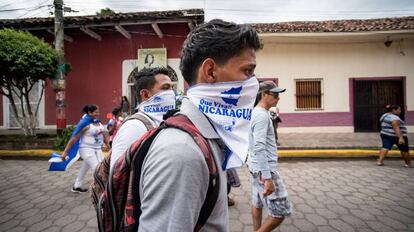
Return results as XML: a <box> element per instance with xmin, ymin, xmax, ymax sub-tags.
<box><xmin>53</xmin><ymin>0</ymin><xmax>66</xmax><ymax>135</ymax></box>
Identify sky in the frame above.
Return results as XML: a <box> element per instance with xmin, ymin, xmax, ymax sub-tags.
<box><xmin>1</xmin><ymin>0</ymin><xmax>414</xmax><ymax>23</ymax></box>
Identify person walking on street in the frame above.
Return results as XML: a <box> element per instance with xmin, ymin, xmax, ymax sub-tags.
<box><xmin>248</xmin><ymin>81</ymin><xmax>291</xmax><ymax>232</ymax></box>
<box><xmin>113</xmin><ymin>19</ymin><xmax>261</xmax><ymax>231</ymax></box>
<box><xmin>60</xmin><ymin>104</ymin><xmax>110</xmax><ymax>192</ymax></box>
<box><xmin>377</xmin><ymin>104</ymin><xmax>412</xmax><ymax>167</ymax></box>
<box><xmin>107</xmin><ymin>107</ymin><xmax>123</xmax><ymax>147</ymax></box>
<box><xmin>110</xmin><ymin>67</ymin><xmax>175</xmax><ymax>169</ymax></box>
<box><xmin>120</xmin><ymin>96</ymin><xmax>130</xmax><ymax>117</ymax></box>
<box><xmin>269</xmin><ymin>106</ymin><xmax>282</xmax><ymax>146</ymax></box>
<box><xmin>227</xmin><ymin>168</ymin><xmax>241</xmax><ymax>206</ymax></box>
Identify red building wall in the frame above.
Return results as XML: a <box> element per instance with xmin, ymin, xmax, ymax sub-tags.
<box><xmin>43</xmin><ymin>23</ymin><xmax>190</xmax><ymax>126</ymax></box>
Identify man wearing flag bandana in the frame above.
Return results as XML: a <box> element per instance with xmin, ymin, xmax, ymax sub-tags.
<box><xmin>110</xmin><ymin>67</ymin><xmax>175</xmax><ymax>169</ymax></box>
<box><xmin>134</xmin><ymin>19</ymin><xmax>261</xmax><ymax>231</ymax></box>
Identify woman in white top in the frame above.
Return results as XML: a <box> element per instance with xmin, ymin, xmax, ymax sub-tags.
<box><xmin>61</xmin><ymin>104</ymin><xmax>110</xmax><ymax>192</ymax></box>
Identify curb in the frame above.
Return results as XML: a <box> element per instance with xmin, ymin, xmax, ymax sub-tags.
<box><xmin>278</xmin><ymin>149</ymin><xmax>411</xmax><ymax>158</ymax></box>
<box><xmin>0</xmin><ymin>149</ymin><xmax>411</xmax><ymax>160</ymax></box>
<box><xmin>0</xmin><ymin>150</ymin><xmax>110</xmax><ymax>160</ymax></box>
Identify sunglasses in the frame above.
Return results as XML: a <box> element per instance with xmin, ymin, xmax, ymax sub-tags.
<box><xmin>266</xmin><ymin>92</ymin><xmax>279</xmax><ymax>98</ymax></box>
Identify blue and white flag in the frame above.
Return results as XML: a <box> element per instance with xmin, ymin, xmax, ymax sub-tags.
<box><xmin>48</xmin><ymin>152</ymin><xmax>67</xmax><ymax>163</ymax></box>
<box><xmin>187</xmin><ymin>76</ymin><xmax>259</xmax><ymax>169</ymax></box>
<box><xmin>48</xmin><ymin>114</ymin><xmax>95</xmax><ymax>171</ymax></box>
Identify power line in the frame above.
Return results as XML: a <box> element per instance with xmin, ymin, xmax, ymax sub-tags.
<box><xmin>0</xmin><ymin>1</ymin><xmax>14</xmax><ymax>9</ymax></box>
<box><xmin>62</xmin><ymin>2</ymin><xmax>414</xmax><ymax>15</ymax></box>
<box><xmin>17</xmin><ymin>0</ymin><xmax>51</xmax><ymax>18</ymax></box>
<box><xmin>23</xmin><ymin>7</ymin><xmax>51</xmax><ymax>18</ymax></box>
<box><xmin>0</xmin><ymin>0</ymin><xmax>34</xmax><ymax>9</ymax></box>
<box><xmin>0</xmin><ymin>7</ymin><xmax>29</xmax><ymax>12</ymax></box>
<box><xmin>0</xmin><ymin>3</ymin><xmax>50</xmax><ymax>13</ymax></box>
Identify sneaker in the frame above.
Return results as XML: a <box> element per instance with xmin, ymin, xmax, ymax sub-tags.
<box><xmin>71</xmin><ymin>187</ymin><xmax>88</xmax><ymax>193</ymax></box>
<box><xmin>376</xmin><ymin>159</ymin><xmax>384</xmax><ymax>166</ymax></box>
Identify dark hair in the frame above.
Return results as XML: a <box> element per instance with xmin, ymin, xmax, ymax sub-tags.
<box><xmin>82</xmin><ymin>104</ymin><xmax>98</xmax><ymax>114</ymax></box>
<box><xmin>385</xmin><ymin>104</ymin><xmax>400</xmax><ymax>112</ymax></box>
<box><xmin>254</xmin><ymin>90</ymin><xmax>271</xmax><ymax>106</ymax></box>
<box><xmin>133</xmin><ymin>67</ymin><xmax>170</xmax><ymax>103</ymax></box>
<box><xmin>145</xmin><ymin>54</ymin><xmax>154</xmax><ymax>65</ymax></box>
<box><xmin>179</xmin><ymin>19</ymin><xmax>261</xmax><ymax>85</ymax></box>
<box><xmin>122</xmin><ymin>96</ymin><xmax>129</xmax><ymax>102</ymax></box>
<box><xmin>111</xmin><ymin>107</ymin><xmax>121</xmax><ymax>115</ymax></box>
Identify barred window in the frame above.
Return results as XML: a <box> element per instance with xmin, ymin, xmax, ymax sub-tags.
<box><xmin>295</xmin><ymin>79</ymin><xmax>323</xmax><ymax>110</ymax></box>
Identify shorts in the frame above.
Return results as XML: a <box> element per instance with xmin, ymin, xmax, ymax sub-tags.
<box><xmin>381</xmin><ymin>134</ymin><xmax>409</xmax><ymax>152</ymax></box>
<box><xmin>250</xmin><ymin>171</ymin><xmax>292</xmax><ymax>218</ymax></box>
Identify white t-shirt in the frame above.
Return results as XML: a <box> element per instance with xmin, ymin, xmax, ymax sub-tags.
<box><xmin>110</xmin><ymin>113</ymin><xmax>157</xmax><ymax>169</ymax></box>
<box><xmin>79</xmin><ymin>123</ymin><xmax>105</xmax><ymax>149</ymax></box>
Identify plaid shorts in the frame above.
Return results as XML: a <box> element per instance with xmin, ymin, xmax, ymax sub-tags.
<box><xmin>250</xmin><ymin>171</ymin><xmax>292</xmax><ymax>218</ymax></box>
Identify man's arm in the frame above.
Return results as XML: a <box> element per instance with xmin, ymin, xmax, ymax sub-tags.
<box><xmin>391</xmin><ymin>120</ymin><xmax>405</xmax><ymax>144</ymax></box>
<box><xmin>138</xmin><ymin>129</ymin><xmax>210</xmax><ymax>232</ymax></box>
<box><xmin>61</xmin><ymin>126</ymin><xmax>89</xmax><ymax>160</ymax></box>
<box><xmin>251</xmin><ymin>112</ymin><xmax>276</xmax><ymax>196</ymax></box>
<box><xmin>110</xmin><ymin>120</ymin><xmax>148</xmax><ymax>169</ymax></box>
<box><xmin>251</xmin><ymin>112</ymin><xmax>272</xmax><ymax>179</ymax></box>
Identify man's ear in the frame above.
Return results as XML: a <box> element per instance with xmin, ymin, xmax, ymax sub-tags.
<box><xmin>140</xmin><ymin>89</ymin><xmax>151</xmax><ymax>102</ymax></box>
<box><xmin>198</xmin><ymin>58</ymin><xmax>218</xmax><ymax>84</ymax></box>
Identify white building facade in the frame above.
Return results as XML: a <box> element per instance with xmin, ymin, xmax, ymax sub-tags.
<box><xmin>253</xmin><ymin>17</ymin><xmax>414</xmax><ymax>133</ymax></box>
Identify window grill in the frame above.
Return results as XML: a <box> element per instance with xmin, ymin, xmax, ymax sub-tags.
<box><xmin>295</xmin><ymin>79</ymin><xmax>323</xmax><ymax>111</ymax></box>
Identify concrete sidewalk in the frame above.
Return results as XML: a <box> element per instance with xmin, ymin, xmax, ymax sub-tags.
<box><xmin>277</xmin><ymin>132</ymin><xmax>414</xmax><ymax>149</ymax></box>
<box><xmin>0</xmin><ymin>133</ymin><xmax>413</xmax><ymax>159</ymax></box>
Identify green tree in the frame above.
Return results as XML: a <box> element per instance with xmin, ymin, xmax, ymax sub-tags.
<box><xmin>96</xmin><ymin>8</ymin><xmax>116</xmax><ymax>16</ymax></box>
<box><xmin>0</xmin><ymin>29</ymin><xmax>59</xmax><ymax>136</ymax></box>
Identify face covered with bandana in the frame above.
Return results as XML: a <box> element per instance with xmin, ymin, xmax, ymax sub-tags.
<box><xmin>137</xmin><ymin>90</ymin><xmax>176</xmax><ymax>124</ymax></box>
<box><xmin>136</xmin><ymin>73</ymin><xmax>176</xmax><ymax>124</ymax></box>
<box><xmin>187</xmin><ymin>48</ymin><xmax>259</xmax><ymax>169</ymax></box>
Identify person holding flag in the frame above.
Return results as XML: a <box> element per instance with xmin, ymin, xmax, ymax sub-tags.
<box><xmin>49</xmin><ymin>104</ymin><xmax>110</xmax><ymax>193</ymax></box>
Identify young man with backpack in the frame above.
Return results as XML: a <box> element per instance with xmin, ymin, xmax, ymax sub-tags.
<box><xmin>109</xmin><ymin>67</ymin><xmax>175</xmax><ymax>169</ymax></box>
<box><xmin>93</xmin><ymin>19</ymin><xmax>261</xmax><ymax>231</ymax></box>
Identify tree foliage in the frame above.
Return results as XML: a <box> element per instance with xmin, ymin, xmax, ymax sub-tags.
<box><xmin>96</xmin><ymin>8</ymin><xmax>116</xmax><ymax>16</ymax></box>
<box><xmin>0</xmin><ymin>28</ymin><xmax>59</xmax><ymax>136</ymax></box>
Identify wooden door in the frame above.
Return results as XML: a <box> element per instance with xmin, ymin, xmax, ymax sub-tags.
<box><xmin>354</xmin><ymin>79</ymin><xmax>404</xmax><ymax>132</ymax></box>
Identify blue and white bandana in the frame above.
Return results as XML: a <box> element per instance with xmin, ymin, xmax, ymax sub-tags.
<box><xmin>137</xmin><ymin>90</ymin><xmax>176</xmax><ymax>124</ymax></box>
<box><xmin>187</xmin><ymin>76</ymin><xmax>259</xmax><ymax>169</ymax></box>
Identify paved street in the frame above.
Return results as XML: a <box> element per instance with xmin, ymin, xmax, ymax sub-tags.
<box><xmin>1</xmin><ymin>159</ymin><xmax>413</xmax><ymax>232</ymax></box>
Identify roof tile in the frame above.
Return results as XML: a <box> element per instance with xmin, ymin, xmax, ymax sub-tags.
<box><xmin>0</xmin><ymin>9</ymin><xmax>204</xmax><ymax>29</ymax></box>
<box><xmin>251</xmin><ymin>16</ymin><xmax>414</xmax><ymax>33</ymax></box>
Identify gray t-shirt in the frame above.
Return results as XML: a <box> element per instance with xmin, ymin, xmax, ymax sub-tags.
<box><xmin>247</xmin><ymin>107</ymin><xmax>278</xmax><ymax>179</ymax></box>
<box><xmin>137</xmin><ymin>98</ymin><xmax>229</xmax><ymax>232</ymax></box>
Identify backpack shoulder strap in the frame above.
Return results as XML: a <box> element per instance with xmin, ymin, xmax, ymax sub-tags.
<box><xmin>163</xmin><ymin>115</ymin><xmax>220</xmax><ymax>232</ymax></box>
<box><xmin>123</xmin><ymin>113</ymin><xmax>154</xmax><ymax>131</ymax></box>
<box><xmin>123</xmin><ymin>114</ymin><xmax>219</xmax><ymax>232</ymax></box>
